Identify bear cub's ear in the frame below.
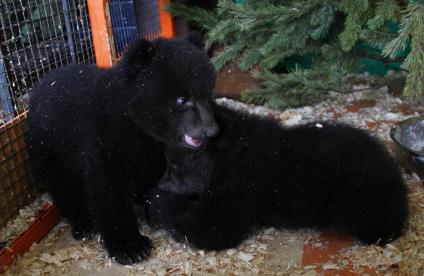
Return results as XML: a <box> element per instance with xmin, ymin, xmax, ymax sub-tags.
<box><xmin>121</xmin><ymin>39</ymin><xmax>156</xmax><ymax>71</ymax></box>
<box><xmin>186</xmin><ymin>32</ymin><xmax>205</xmax><ymax>49</ymax></box>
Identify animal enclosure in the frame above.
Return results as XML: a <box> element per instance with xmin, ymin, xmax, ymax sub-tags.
<box><xmin>0</xmin><ymin>0</ymin><xmax>174</xmax><ymax>230</ymax></box>
<box><xmin>0</xmin><ymin>0</ymin><xmax>95</xmax><ymax>229</ymax></box>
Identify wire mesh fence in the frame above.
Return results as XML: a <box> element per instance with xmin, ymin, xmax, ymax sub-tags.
<box><xmin>0</xmin><ymin>0</ymin><xmax>94</xmax><ymax>227</ymax></box>
<box><xmin>134</xmin><ymin>0</ymin><xmax>160</xmax><ymax>40</ymax></box>
<box><xmin>109</xmin><ymin>0</ymin><xmax>139</xmax><ymax>57</ymax></box>
<box><xmin>109</xmin><ymin>0</ymin><xmax>161</xmax><ymax>57</ymax></box>
<box><xmin>0</xmin><ymin>0</ymin><xmax>95</xmax><ymax>124</ymax></box>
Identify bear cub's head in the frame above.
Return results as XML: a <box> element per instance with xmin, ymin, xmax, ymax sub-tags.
<box><xmin>157</xmin><ymin>107</ymin><xmax>237</xmax><ymax>194</ymax></box>
<box><xmin>121</xmin><ymin>34</ymin><xmax>219</xmax><ymax>149</ymax></box>
<box><xmin>158</xmin><ymin>145</ymin><xmax>212</xmax><ymax>194</ymax></box>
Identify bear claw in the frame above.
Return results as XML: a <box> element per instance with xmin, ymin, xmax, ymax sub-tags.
<box><xmin>108</xmin><ymin>234</ymin><xmax>153</xmax><ymax>265</ymax></box>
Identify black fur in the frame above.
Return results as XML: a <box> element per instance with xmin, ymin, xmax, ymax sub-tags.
<box><xmin>27</xmin><ymin>36</ymin><xmax>218</xmax><ymax>264</ymax></box>
<box><xmin>146</xmin><ymin>105</ymin><xmax>409</xmax><ymax>250</ymax></box>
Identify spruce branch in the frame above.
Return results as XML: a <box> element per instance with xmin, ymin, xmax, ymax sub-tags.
<box><xmin>211</xmin><ymin>44</ymin><xmax>244</xmax><ymax>70</ymax></box>
<box><xmin>166</xmin><ymin>2</ymin><xmax>218</xmax><ymax>30</ymax></box>
<box><xmin>366</xmin><ymin>0</ymin><xmax>401</xmax><ymax>30</ymax></box>
<box><xmin>362</xmin><ymin>30</ymin><xmax>399</xmax><ymax>48</ymax></box>
<box><xmin>169</xmin><ymin>0</ymin><xmax>422</xmax><ymax>107</ymax></box>
<box><xmin>382</xmin><ymin>2</ymin><xmax>416</xmax><ymax>57</ymax></box>
<box><xmin>337</xmin><ymin>0</ymin><xmax>370</xmax><ymax>51</ymax></box>
<box><xmin>399</xmin><ymin>2</ymin><xmax>424</xmax><ymax>99</ymax></box>
<box><xmin>242</xmin><ymin>66</ymin><xmax>340</xmax><ymax>109</ymax></box>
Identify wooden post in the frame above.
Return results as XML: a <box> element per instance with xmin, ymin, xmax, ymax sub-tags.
<box><xmin>87</xmin><ymin>0</ymin><xmax>116</xmax><ymax>68</ymax></box>
<box><xmin>158</xmin><ymin>0</ymin><xmax>175</xmax><ymax>38</ymax></box>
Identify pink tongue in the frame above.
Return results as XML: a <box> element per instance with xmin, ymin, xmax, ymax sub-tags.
<box><xmin>184</xmin><ymin>134</ymin><xmax>201</xmax><ymax>147</ymax></box>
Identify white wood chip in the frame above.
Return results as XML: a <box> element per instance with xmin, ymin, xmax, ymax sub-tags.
<box><xmin>322</xmin><ymin>263</ymin><xmax>340</xmax><ymax>270</ymax></box>
<box><xmin>301</xmin><ymin>271</ymin><xmax>318</xmax><ymax>276</ymax></box>
<box><xmin>237</xmin><ymin>252</ymin><xmax>254</xmax><ymax>262</ymax></box>
<box><xmin>206</xmin><ymin>256</ymin><xmax>218</xmax><ymax>266</ymax></box>
<box><xmin>184</xmin><ymin>261</ymin><xmax>192</xmax><ymax>275</ymax></box>
<box><xmin>226</xmin><ymin>249</ymin><xmax>237</xmax><ymax>256</ymax></box>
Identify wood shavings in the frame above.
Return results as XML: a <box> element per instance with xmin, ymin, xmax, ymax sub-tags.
<box><xmin>0</xmin><ymin>197</ymin><xmax>44</xmax><ymax>244</ymax></box>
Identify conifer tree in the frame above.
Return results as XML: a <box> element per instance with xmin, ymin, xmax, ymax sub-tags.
<box><xmin>169</xmin><ymin>0</ymin><xmax>423</xmax><ymax>108</ymax></box>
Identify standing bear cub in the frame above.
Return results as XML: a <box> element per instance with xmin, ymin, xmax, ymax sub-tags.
<box><xmin>27</xmin><ymin>35</ymin><xmax>219</xmax><ymax>264</ymax></box>
<box><xmin>146</xmin><ymin>104</ymin><xmax>409</xmax><ymax>250</ymax></box>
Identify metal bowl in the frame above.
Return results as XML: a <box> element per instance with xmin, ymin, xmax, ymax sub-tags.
<box><xmin>390</xmin><ymin>116</ymin><xmax>424</xmax><ymax>181</ymax></box>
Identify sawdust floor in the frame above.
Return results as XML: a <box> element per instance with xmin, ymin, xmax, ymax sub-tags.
<box><xmin>6</xmin><ymin>221</ymin><xmax>316</xmax><ymax>275</ymax></box>
<box><xmin>3</xmin><ymin>86</ymin><xmax>424</xmax><ymax>275</ymax></box>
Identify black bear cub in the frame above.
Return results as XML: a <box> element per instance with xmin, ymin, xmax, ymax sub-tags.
<box><xmin>27</xmin><ymin>35</ymin><xmax>219</xmax><ymax>264</ymax></box>
<box><xmin>146</xmin><ymin>104</ymin><xmax>409</xmax><ymax>250</ymax></box>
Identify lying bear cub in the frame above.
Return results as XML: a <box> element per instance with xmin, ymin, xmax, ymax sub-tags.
<box><xmin>146</xmin><ymin>104</ymin><xmax>409</xmax><ymax>250</ymax></box>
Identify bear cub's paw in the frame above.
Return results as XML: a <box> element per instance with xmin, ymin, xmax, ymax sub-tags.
<box><xmin>107</xmin><ymin>234</ymin><xmax>154</xmax><ymax>265</ymax></box>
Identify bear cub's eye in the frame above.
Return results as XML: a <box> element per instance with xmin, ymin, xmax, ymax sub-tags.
<box><xmin>176</xmin><ymin>97</ymin><xmax>193</xmax><ymax>107</ymax></box>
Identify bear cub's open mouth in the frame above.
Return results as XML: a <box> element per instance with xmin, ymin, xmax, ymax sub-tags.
<box><xmin>184</xmin><ymin>134</ymin><xmax>203</xmax><ymax>148</ymax></box>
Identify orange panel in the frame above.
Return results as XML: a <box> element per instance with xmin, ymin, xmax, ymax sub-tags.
<box><xmin>0</xmin><ymin>204</ymin><xmax>60</xmax><ymax>273</ymax></box>
<box><xmin>87</xmin><ymin>0</ymin><xmax>116</xmax><ymax>67</ymax></box>
<box><xmin>158</xmin><ymin>0</ymin><xmax>175</xmax><ymax>38</ymax></box>
<box><xmin>302</xmin><ymin>231</ymin><xmax>381</xmax><ymax>276</ymax></box>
